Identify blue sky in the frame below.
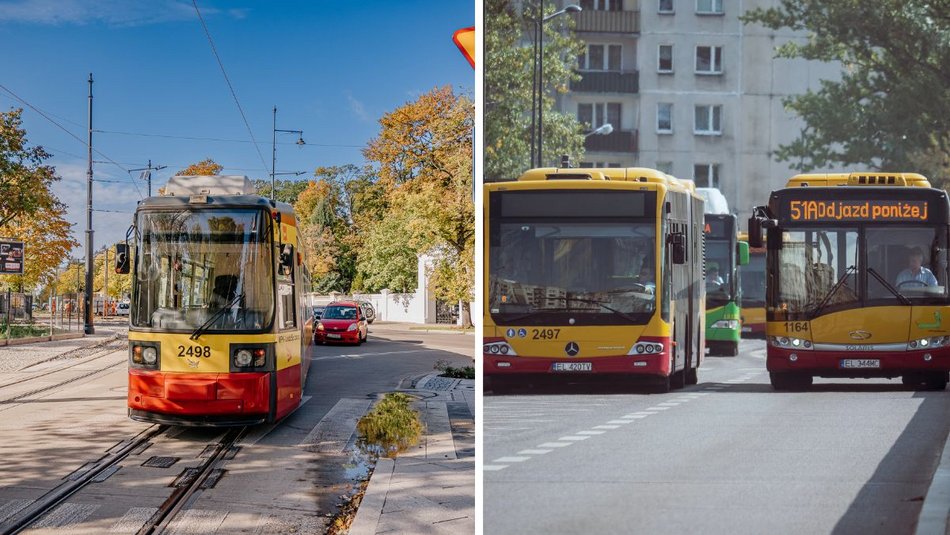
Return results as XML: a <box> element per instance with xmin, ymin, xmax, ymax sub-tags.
<box><xmin>0</xmin><ymin>0</ymin><xmax>474</xmax><ymax>259</ymax></box>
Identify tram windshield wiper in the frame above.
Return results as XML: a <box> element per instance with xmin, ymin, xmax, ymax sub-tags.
<box><xmin>867</xmin><ymin>267</ymin><xmax>911</xmax><ymax>305</ymax></box>
<box><xmin>190</xmin><ymin>292</ymin><xmax>245</xmax><ymax>340</ymax></box>
<box><xmin>809</xmin><ymin>265</ymin><xmax>856</xmax><ymax>319</ymax></box>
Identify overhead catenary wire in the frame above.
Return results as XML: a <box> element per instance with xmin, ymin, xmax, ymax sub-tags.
<box><xmin>0</xmin><ymin>83</ymin><xmax>145</xmax><ymax>199</ymax></box>
<box><xmin>93</xmin><ymin>129</ymin><xmax>363</xmax><ymax>149</ymax></box>
<box><xmin>192</xmin><ymin>0</ymin><xmax>270</xmax><ymax>176</ymax></box>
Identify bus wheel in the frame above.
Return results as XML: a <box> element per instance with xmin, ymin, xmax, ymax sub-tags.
<box><xmin>926</xmin><ymin>372</ymin><xmax>948</xmax><ymax>391</ymax></box>
<box><xmin>727</xmin><ymin>342</ymin><xmax>739</xmax><ymax>357</ymax></box>
<box><xmin>653</xmin><ymin>375</ymin><xmax>671</xmax><ymax>394</ymax></box>
<box><xmin>686</xmin><ymin>366</ymin><xmax>698</xmax><ymax>385</ymax></box>
<box><xmin>770</xmin><ymin>372</ymin><xmax>812</xmax><ymax>391</ymax></box>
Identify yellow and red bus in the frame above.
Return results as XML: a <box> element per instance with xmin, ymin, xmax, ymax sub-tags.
<box><xmin>118</xmin><ymin>175</ymin><xmax>312</xmax><ymax>425</ymax></box>
<box><xmin>484</xmin><ymin>167</ymin><xmax>705</xmax><ymax>392</ymax></box>
<box><xmin>738</xmin><ymin>231</ymin><xmax>766</xmax><ymax>337</ymax></box>
<box><xmin>748</xmin><ymin>172</ymin><xmax>950</xmax><ymax>390</ymax></box>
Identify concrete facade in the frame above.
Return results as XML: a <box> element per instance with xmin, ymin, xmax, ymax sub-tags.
<box><xmin>550</xmin><ymin>0</ymin><xmax>847</xmax><ymax>221</ymax></box>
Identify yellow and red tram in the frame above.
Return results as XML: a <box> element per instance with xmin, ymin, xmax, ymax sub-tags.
<box><xmin>118</xmin><ymin>175</ymin><xmax>312</xmax><ymax>425</ymax></box>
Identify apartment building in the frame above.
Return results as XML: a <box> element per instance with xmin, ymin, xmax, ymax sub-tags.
<box><xmin>556</xmin><ymin>0</ymin><xmax>844</xmax><ymax>220</ymax></box>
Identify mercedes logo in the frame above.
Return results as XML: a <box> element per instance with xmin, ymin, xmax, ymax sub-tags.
<box><xmin>565</xmin><ymin>341</ymin><xmax>580</xmax><ymax>357</ymax></box>
<box><xmin>849</xmin><ymin>330</ymin><xmax>872</xmax><ymax>340</ymax></box>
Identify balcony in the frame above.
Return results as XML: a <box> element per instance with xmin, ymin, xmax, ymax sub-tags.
<box><xmin>574</xmin><ymin>10</ymin><xmax>640</xmax><ymax>33</ymax></box>
<box><xmin>571</xmin><ymin>70</ymin><xmax>639</xmax><ymax>93</ymax></box>
<box><xmin>585</xmin><ymin>130</ymin><xmax>639</xmax><ymax>153</ymax></box>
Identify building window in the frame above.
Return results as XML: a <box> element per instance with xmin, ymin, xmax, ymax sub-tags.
<box><xmin>694</xmin><ymin>105</ymin><xmax>722</xmax><ymax>135</ymax></box>
<box><xmin>658</xmin><ymin>45</ymin><xmax>673</xmax><ymax>73</ymax></box>
<box><xmin>581</xmin><ymin>161</ymin><xmax>623</xmax><ymax>168</ymax></box>
<box><xmin>696</xmin><ymin>0</ymin><xmax>723</xmax><ymax>14</ymax></box>
<box><xmin>659</xmin><ymin>0</ymin><xmax>674</xmax><ymax>13</ymax></box>
<box><xmin>657</xmin><ymin>103</ymin><xmax>673</xmax><ymax>133</ymax></box>
<box><xmin>581</xmin><ymin>0</ymin><xmax>623</xmax><ymax>11</ymax></box>
<box><xmin>695</xmin><ymin>46</ymin><xmax>723</xmax><ymax>74</ymax></box>
<box><xmin>694</xmin><ymin>163</ymin><xmax>720</xmax><ymax>187</ymax></box>
<box><xmin>578</xmin><ymin>102</ymin><xmax>622</xmax><ymax>130</ymax></box>
<box><xmin>579</xmin><ymin>44</ymin><xmax>622</xmax><ymax>71</ymax></box>
<box><xmin>656</xmin><ymin>161</ymin><xmax>673</xmax><ymax>174</ymax></box>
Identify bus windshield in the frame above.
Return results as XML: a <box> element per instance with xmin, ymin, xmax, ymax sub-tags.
<box><xmin>131</xmin><ymin>208</ymin><xmax>274</xmax><ymax>331</ymax></box>
<box><xmin>489</xmin><ymin>221</ymin><xmax>656</xmax><ymax>325</ymax></box>
<box><xmin>705</xmin><ymin>240</ymin><xmax>733</xmax><ymax>306</ymax></box>
<box><xmin>775</xmin><ymin>226</ymin><xmax>949</xmax><ymax>318</ymax></box>
<box><xmin>740</xmin><ymin>253</ymin><xmax>766</xmax><ymax>306</ymax></box>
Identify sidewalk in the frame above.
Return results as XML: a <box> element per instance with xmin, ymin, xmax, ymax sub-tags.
<box><xmin>916</xmin><ymin>425</ymin><xmax>950</xmax><ymax>535</ymax></box>
<box><xmin>349</xmin><ymin>373</ymin><xmax>475</xmax><ymax>534</ymax></box>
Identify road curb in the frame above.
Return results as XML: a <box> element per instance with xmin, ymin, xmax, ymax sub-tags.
<box><xmin>916</xmin><ymin>427</ymin><xmax>950</xmax><ymax>535</ymax></box>
<box><xmin>348</xmin><ymin>457</ymin><xmax>394</xmax><ymax>535</ymax></box>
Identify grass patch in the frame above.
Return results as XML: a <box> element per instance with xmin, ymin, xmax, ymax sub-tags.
<box><xmin>356</xmin><ymin>392</ymin><xmax>423</xmax><ymax>459</ymax></box>
<box><xmin>0</xmin><ymin>324</ymin><xmax>51</xmax><ymax>339</ymax></box>
<box><xmin>434</xmin><ymin>359</ymin><xmax>475</xmax><ymax>379</ymax></box>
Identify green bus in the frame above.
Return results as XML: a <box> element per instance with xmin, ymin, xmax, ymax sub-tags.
<box><xmin>704</xmin><ymin>213</ymin><xmax>749</xmax><ymax>356</ymax></box>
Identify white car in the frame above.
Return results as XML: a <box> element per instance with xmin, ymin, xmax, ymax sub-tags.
<box><xmin>116</xmin><ymin>301</ymin><xmax>130</xmax><ymax>316</ymax></box>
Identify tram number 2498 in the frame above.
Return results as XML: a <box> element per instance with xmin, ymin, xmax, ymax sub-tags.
<box><xmin>177</xmin><ymin>345</ymin><xmax>211</xmax><ymax>358</ymax></box>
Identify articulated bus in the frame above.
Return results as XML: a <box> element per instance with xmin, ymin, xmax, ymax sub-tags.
<box><xmin>484</xmin><ymin>167</ymin><xmax>705</xmax><ymax>393</ymax></box>
<box><xmin>738</xmin><ymin>231</ymin><xmax>767</xmax><ymax>337</ymax></box>
<box><xmin>748</xmin><ymin>172</ymin><xmax>950</xmax><ymax>390</ymax></box>
<box><xmin>703</xmin><ymin>213</ymin><xmax>749</xmax><ymax>356</ymax></box>
<box><xmin>118</xmin><ymin>175</ymin><xmax>313</xmax><ymax>425</ymax></box>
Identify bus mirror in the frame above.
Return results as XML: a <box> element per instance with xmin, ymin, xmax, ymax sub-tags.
<box><xmin>115</xmin><ymin>243</ymin><xmax>130</xmax><ymax>274</ymax></box>
<box><xmin>737</xmin><ymin>241</ymin><xmax>750</xmax><ymax>266</ymax></box>
<box><xmin>670</xmin><ymin>233</ymin><xmax>686</xmax><ymax>265</ymax></box>
<box><xmin>748</xmin><ymin>216</ymin><xmax>763</xmax><ymax>248</ymax></box>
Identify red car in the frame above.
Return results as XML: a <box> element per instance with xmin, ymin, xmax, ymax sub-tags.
<box><xmin>314</xmin><ymin>301</ymin><xmax>368</xmax><ymax>345</ymax></box>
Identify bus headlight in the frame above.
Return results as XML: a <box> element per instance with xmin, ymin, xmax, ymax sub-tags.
<box><xmin>234</xmin><ymin>349</ymin><xmax>253</xmax><ymax>367</ymax></box>
<box><xmin>628</xmin><ymin>340</ymin><xmax>664</xmax><ymax>355</ymax></box>
<box><xmin>909</xmin><ymin>336</ymin><xmax>949</xmax><ymax>350</ymax></box>
<box><xmin>711</xmin><ymin>320</ymin><xmax>739</xmax><ymax>330</ymax></box>
<box><xmin>771</xmin><ymin>337</ymin><xmax>812</xmax><ymax>350</ymax></box>
<box><xmin>142</xmin><ymin>347</ymin><xmax>158</xmax><ymax>365</ymax></box>
<box><xmin>484</xmin><ymin>341</ymin><xmax>517</xmax><ymax>356</ymax></box>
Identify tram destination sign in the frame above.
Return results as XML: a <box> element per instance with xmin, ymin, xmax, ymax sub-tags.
<box><xmin>785</xmin><ymin>199</ymin><xmax>930</xmax><ymax>223</ymax></box>
<box><xmin>0</xmin><ymin>240</ymin><xmax>24</xmax><ymax>274</ymax></box>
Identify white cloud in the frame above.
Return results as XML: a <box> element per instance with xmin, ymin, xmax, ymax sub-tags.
<box><xmin>0</xmin><ymin>0</ymin><xmax>242</xmax><ymax>26</ymax></box>
<box><xmin>345</xmin><ymin>92</ymin><xmax>371</xmax><ymax>122</ymax></box>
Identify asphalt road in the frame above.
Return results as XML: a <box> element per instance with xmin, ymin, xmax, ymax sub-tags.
<box><xmin>483</xmin><ymin>338</ymin><xmax>950</xmax><ymax>535</ymax></box>
<box><xmin>0</xmin><ymin>321</ymin><xmax>473</xmax><ymax>533</ymax></box>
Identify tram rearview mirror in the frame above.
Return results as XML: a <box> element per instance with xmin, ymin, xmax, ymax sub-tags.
<box><xmin>670</xmin><ymin>233</ymin><xmax>686</xmax><ymax>265</ymax></box>
<box><xmin>115</xmin><ymin>243</ymin><xmax>130</xmax><ymax>274</ymax></box>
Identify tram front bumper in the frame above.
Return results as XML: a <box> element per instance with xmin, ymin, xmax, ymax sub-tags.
<box><xmin>128</xmin><ymin>370</ymin><xmax>271</xmax><ymax>420</ymax></box>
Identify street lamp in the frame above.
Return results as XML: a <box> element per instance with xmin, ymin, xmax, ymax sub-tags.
<box><xmin>531</xmin><ymin>3</ymin><xmax>581</xmax><ymax>168</ymax></box>
<box><xmin>584</xmin><ymin>123</ymin><xmax>614</xmax><ymax>138</ymax></box>
<box><xmin>271</xmin><ymin>106</ymin><xmax>306</xmax><ymax>201</ymax></box>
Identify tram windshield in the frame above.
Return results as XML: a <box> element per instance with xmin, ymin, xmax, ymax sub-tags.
<box><xmin>131</xmin><ymin>208</ymin><xmax>274</xmax><ymax>331</ymax></box>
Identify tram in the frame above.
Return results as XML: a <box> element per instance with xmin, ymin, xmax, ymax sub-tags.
<box><xmin>116</xmin><ymin>175</ymin><xmax>312</xmax><ymax>425</ymax></box>
<box><xmin>484</xmin><ymin>167</ymin><xmax>706</xmax><ymax>392</ymax></box>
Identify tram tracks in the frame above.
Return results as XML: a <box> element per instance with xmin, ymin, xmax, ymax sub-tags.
<box><xmin>0</xmin><ymin>425</ymin><xmax>249</xmax><ymax>535</ymax></box>
<box><xmin>0</xmin><ymin>339</ymin><xmax>128</xmax><ymax>406</ymax></box>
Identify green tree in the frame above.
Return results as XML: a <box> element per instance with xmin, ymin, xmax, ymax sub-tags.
<box><xmin>252</xmin><ymin>178</ymin><xmax>309</xmax><ymax>204</ymax></box>
<box><xmin>743</xmin><ymin>0</ymin><xmax>950</xmax><ymax>185</ymax></box>
<box><xmin>485</xmin><ymin>0</ymin><xmax>586</xmax><ymax>181</ymax></box>
<box><xmin>0</xmin><ymin>108</ymin><xmax>62</xmax><ymax>227</ymax></box>
<box><xmin>363</xmin><ymin>86</ymin><xmax>475</xmax><ymax>326</ymax></box>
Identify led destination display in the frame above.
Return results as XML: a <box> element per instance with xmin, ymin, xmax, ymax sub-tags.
<box><xmin>786</xmin><ymin>200</ymin><xmax>929</xmax><ymax>222</ymax></box>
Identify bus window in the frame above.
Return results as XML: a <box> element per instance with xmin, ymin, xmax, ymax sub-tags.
<box><xmin>867</xmin><ymin>227</ymin><xmax>947</xmax><ymax>299</ymax></box>
<box><xmin>778</xmin><ymin>229</ymin><xmax>858</xmax><ymax>314</ymax></box>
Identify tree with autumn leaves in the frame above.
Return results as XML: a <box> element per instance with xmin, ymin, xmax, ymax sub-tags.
<box><xmin>0</xmin><ymin>109</ymin><xmax>77</xmax><ymax>293</ymax></box>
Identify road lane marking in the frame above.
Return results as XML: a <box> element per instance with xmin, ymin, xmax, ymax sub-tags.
<box><xmin>537</xmin><ymin>442</ymin><xmax>572</xmax><ymax>448</ymax></box>
<box><xmin>484</xmin><ymin>465</ymin><xmax>508</xmax><ymax>471</ymax></box>
<box><xmin>657</xmin><ymin>402</ymin><xmax>681</xmax><ymax>406</ymax></box>
<box><xmin>576</xmin><ymin>430</ymin><xmax>606</xmax><ymax>435</ymax></box>
<box><xmin>647</xmin><ymin>406</ymin><xmax>671</xmax><ymax>411</ymax></box>
<box><xmin>593</xmin><ymin>425</ymin><xmax>620</xmax><ymax>429</ymax></box>
<box><xmin>558</xmin><ymin>436</ymin><xmax>591</xmax><ymax>441</ymax></box>
<box><xmin>607</xmin><ymin>420</ymin><xmax>633</xmax><ymax>424</ymax></box>
<box><xmin>624</xmin><ymin>414</ymin><xmax>651</xmax><ymax>419</ymax></box>
<box><xmin>493</xmin><ymin>456</ymin><xmax>530</xmax><ymax>463</ymax></box>
<box><xmin>518</xmin><ymin>449</ymin><xmax>553</xmax><ymax>455</ymax></box>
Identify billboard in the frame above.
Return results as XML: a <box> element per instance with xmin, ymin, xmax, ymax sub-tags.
<box><xmin>0</xmin><ymin>240</ymin><xmax>24</xmax><ymax>275</ymax></box>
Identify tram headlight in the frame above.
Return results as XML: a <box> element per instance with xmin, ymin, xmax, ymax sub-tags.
<box><xmin>142</xmin><ymin>347</ymin><xmax>158</xmax><ymax>365</ymax></box>
<box><xmin>234</xmin><ymin>349</ymin><xmax>253</xmax><ymax>367</ymax></box>
<box><xmin>252</xmin><ymin>348</ymin><xmax>266</xmax><ymax>367</ymax></box>
<box><xmin>132</xmin><ymin>345</ymin><xmax>143</xmax><ymax>364</ymax></box>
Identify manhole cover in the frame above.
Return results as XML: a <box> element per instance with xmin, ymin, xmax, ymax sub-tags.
<box><xmin>142</xmin><ymin>456</ymin><xmax>179</xmax><ymax>468</ymax></box>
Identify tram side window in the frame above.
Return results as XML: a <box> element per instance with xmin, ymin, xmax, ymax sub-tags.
<box><xmin>278</xmin><ymin>245</ymin><xmax>296</xmax><ymax>329</ymax></box>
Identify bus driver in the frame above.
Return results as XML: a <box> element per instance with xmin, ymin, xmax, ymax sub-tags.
<box><xmin>896</xmin><ymin>247</ymin><xmax>938</xmax><ymax>287</ymax></box>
